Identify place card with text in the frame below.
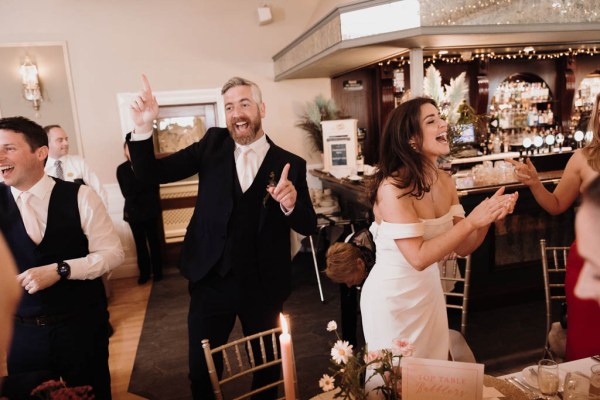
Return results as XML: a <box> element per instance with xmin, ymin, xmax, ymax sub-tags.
<box><xmin>401</xmin><ymin>357</ymin><xmax>484</xmax><ymax>400</ymax></box>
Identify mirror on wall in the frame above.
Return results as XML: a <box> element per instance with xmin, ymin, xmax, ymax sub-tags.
<box><xmin>0</xmin><ymin>42</ymin><xmax>82</xmax><ymax>155</ymax></box>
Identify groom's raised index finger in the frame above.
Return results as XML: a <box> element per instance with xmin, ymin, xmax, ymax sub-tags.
<box><xmin>279</xmin><ymin>163</ymin><xmax>291</xmax><ymax>182</ymax></box>
<box><xmin>141</xmin><ymin>74</ymin><xmax>152</xmax><ymax>95</ymax></box>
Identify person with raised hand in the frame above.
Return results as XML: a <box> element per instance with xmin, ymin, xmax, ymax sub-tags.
<box><xmin>360</xmin><ymin>97</ymin><xmax>517</xmax><ymax>373</ymax></box>
<box><xmin>505</xmin><ymin>93</ymin><xmax>600</xmax><ymax>361</ymax></box>
<box><xmin>126</xmin><ymin>74</ymin><xmax>316</xmax><ymax>399</ymax></box>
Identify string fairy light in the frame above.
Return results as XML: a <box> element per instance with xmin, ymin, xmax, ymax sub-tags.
<box><xmin>381</xmin><ymin>45</ymin><xmax>599</xmax><ymax>68</ymax></box>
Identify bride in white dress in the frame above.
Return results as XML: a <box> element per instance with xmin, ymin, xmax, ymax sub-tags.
<box><xmin>360</xmin><ymin>98</ymin><xmax>518</xmax><ymax>390</ymax></box>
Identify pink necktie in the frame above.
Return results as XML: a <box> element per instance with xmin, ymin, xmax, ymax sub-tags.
<box><xmin>19</xmin><ymin>192</ymin><xmax>43</xmax><ymax>244</ymax></box>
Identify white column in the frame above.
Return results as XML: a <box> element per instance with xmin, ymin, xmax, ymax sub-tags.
<box><xmin>409</xmin><ymin>48</ymin><xmax>424</xmax><ymax>97</ymax></box>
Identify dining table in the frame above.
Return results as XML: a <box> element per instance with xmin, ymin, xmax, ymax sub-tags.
<box><xmin>309</xmin><ymin>357</ymin><xmax>599</xmax><ymax>399</ymax></box>
<box><xmin>499</xmin><ymin>356</ymin><xmax>598</xmax><ymax>399</ymax></box>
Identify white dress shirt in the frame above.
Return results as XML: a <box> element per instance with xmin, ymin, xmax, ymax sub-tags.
<box><xmin>45</xmin><ymin>154</ymin><xmax>109</xmax><ymax>208</ymax></box>
<box><xmin>11</xmin><ymin>175</ymin><xmax>124</xmax><ymax>280</ymax></box>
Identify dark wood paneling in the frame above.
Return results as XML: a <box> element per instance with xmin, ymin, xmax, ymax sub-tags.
<box><xmin>331</xmin><ymin>68</ymin><xmax>379</xmax><ymax>164</ymax></box>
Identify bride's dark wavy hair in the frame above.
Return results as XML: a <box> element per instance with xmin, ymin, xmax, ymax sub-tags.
<box><xmin>368</xmin><ymin>97</ymin><xmax>439</xmax><ymax>205</ymax></box>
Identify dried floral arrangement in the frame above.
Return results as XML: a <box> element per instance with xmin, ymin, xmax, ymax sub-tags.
<box><xmin>423</xmin><ymin>65</ymin><xmax>486</xmax><ymax>155</ymax></box>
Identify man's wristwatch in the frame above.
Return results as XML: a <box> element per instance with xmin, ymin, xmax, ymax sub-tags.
<box><xmin>57</xmin><ymin>261</ymin><xmax>71</xmax><ymax>281</ymax></box>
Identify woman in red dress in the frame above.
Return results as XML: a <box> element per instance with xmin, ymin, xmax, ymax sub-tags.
<box><xmin>507</xmin><ymin>93</ymin><xmax>600</xmax><ymax>360</ymax></box>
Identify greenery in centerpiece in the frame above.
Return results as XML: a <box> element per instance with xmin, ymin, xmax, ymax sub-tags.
<box><xmin>295</xmin><ymin>95</ymin><xmax>344</xmax><ymax>153</ymax></box>
<box><xmin>319</xmin><ymin>320</ymin><xmax>414</xmax><ymax>399</ymax></box>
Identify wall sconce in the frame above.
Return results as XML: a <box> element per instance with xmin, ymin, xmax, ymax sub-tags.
<box><xmin>20</xmin><ymin>58</ymin><xmax>42</xmax><ymax>110</ymax></box>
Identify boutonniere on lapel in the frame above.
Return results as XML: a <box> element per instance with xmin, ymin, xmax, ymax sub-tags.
<box><xmin>263</xmin><ymin>171</ymin><xmax>277</xmax><ymax>208</ymax></box>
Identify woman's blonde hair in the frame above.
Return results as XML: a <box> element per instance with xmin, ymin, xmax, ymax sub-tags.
<box><xmin>325</xmin><ymin>242</ymin><xmax>362</xmax><ymax>284</ymax></box>
<box><xmin>583</xmin><ymin>92</ymin><xmax>600</xmax><ymax>172</ymax></box>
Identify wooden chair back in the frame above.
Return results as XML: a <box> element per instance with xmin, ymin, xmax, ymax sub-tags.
<box><xmin>201</xmin><ymin>326</ymin><xmax>293</xmax><ymax>400</ymax></box>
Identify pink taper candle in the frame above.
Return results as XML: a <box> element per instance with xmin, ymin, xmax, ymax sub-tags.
<box><xmin>279</xmin><ymin>313</ymin><xmax>295</xmax><ymax>399</ymax></box>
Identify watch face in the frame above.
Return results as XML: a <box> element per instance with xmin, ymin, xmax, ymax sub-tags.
<box><xmin>58</xmin><ymin>263</ymin><xmax>70</xmax><ymax>278</ymax></box>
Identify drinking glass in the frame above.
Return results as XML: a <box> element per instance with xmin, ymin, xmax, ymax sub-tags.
<box><xmin>538</xmin><ymin>359</ymin><xmax>559</xmax><ymax>399</ymax></box>
<box><xmin>590</xmin><ymin>364</ymin><xmax>600</xmax><ymax>400</ymax></box>
<box><xmin>563</xmin><ymin>372</ymin><xmax>589</xmax><ymax>400</ymax></box>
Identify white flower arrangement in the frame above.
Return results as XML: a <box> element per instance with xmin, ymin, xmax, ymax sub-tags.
<box><xmin>319</xmin><ymin>320</ymin><xmax>414</xmax><ymax>400</ymax></box>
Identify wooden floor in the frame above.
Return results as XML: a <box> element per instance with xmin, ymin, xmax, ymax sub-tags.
<box><xmin>108</xmin><ymin>277</ymin><xmax>152</xmax><ymax>400</ymax></box>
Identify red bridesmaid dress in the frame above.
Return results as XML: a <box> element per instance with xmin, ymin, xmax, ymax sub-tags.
<box><xmin>564</xmin><ymin>241</ymin><xmax>600</xmax><ymax>360</ymax></box>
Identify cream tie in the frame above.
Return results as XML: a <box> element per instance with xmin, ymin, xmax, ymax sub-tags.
<box><xmin>237</xmin><ymin>148</ymin><xmax>255</xmax><ymax>193</ymax></box>
<box><xmin>54</xmin><ymin>160</ymin><xmax>64</xmax><ymax>180</ymax></box>
<box><xmin>19</xmin><ymin>192</ymin><xmax>43</xmax><ymax>244</ymax></box>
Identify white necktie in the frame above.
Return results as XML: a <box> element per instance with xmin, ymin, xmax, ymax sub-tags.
<box><xmin>19</xmin><ymin>192</ymin><xmax>43</xmax><ymax>244</ymax></box>
<box><xmin>237</xmin><ymin>148</ymin><xmax>255</xmax><ymax>193</ymax></box>
<box><xmin>54</xmin><ymin>160</ymin><xmax>64</xmax><ymax>180</ymax></box>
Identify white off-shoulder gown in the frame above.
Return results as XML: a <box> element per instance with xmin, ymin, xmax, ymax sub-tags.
<box><xmin>360</xmin><ymin>204</ymin><xmax>465</xmax><ymax>360</ymax></box>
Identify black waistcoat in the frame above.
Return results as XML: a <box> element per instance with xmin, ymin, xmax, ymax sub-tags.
<box><xmin>217</xmin><ymin>160</ymin><xmax>271</xmax><ymax>278</ymax></box>
<box><xmin>0</xmin><ymin>180</ymin><xmax>105</xmax><ymax>317</ymax></box>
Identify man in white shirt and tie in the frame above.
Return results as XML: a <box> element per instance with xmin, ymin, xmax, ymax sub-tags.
<box><xmin>43</xmin><ymin>124</ymin><xmax>109</xmax><ymax>208</ymax></box>
<box><xmin>0</xmin><ymin>116</ymin><xmax>123</xmax><ymax>399</ymax></box>
<box><xmin>127</xmin><ymin>75</ymin><xmax>316</xmax><ymax>399</ymax></box>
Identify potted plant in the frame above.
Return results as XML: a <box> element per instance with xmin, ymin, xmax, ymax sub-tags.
<box><xmin>296</xmin><ymin>95</ymin><xmax>344</xmax><ymax>153</ymax></box>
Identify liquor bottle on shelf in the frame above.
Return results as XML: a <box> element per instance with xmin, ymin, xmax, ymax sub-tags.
<box><xmin>356</xmin><ymin>144</ymin><xmax>364</xmax><ymax>176</ymax></box>
<box><xmin>546</xmin><ymin>106</ymin><xmax>554</xmax><ymax>125</ymax></box>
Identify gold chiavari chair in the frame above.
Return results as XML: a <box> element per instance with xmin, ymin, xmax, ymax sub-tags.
<box><xmin>201</xmin><ymin>326</ymin><xmax>295</xmax><ymax>400</ymax></box>
<box><xmin>440</xmin><ymin>254</ymin><xmax>472</xmax><ymax>336</ymax></box>
<box><xmin>440</xmin><ymin>255</ymin><xmax>476</xmax><ymax>363</ymax></box>
<box><xmin>539</xmin><ymin>238</ymin><xmax>570</xmax><ymax>360</ymax></box>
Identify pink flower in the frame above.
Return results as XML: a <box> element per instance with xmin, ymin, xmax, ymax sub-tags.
<box><xmin>392</xmin><ymin>338</ymin><xmax>415</xmax><ymax>357</ymax></box>
<box><xmin>364</xmin><ymin>350</ymin><xmax>384</xmax><ymax>367</ymax></box>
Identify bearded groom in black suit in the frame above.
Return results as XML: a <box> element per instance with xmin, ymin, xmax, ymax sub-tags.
<box><xmin>126</xmin><ymin>75</ymin><xmax>317</xmax><ymax>399</ymax></box>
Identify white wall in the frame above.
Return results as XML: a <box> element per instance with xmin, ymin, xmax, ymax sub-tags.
<box><xmin>0</xmin><ymin>0</ymin><xmax>346</xmax><ymax>185</ymax></box>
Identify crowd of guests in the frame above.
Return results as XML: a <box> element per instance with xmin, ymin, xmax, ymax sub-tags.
<box><xmin>0</xmin><ymin>75</ymin><xmax>317</xmax><ymax>400</ymax></box>
<box><xmin>1</xmin><ymin>76</ymin><xmax>599</xmax><ymax>400</ymax></box>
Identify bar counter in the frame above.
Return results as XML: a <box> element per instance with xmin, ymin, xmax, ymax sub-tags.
<box><xmin>309</xmin><ymin>167</ymin><xmax>575</xmax><ymax>309</ymax></box>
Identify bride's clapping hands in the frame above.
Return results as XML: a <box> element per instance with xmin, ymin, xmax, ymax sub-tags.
<box><xmin>465</xmin><ymin>187</ymin><xmax>519</xmax><ymax>229</ymax></box>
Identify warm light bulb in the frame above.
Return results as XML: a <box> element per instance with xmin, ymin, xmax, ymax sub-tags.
<box><xmin>20</xmin><ymin>60</ymin><xmax>39</xmax><ymax>88</ymax></box>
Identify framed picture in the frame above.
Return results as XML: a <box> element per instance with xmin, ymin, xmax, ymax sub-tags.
<box><xmin>117</xmin><ymin>87</ymin><xmax>226</xmax><ymax>146</ymax></box>
<box><xmin>153</xmin><ymin>103</ymin><xmax>217</xmax><ymax>156</ymax></box>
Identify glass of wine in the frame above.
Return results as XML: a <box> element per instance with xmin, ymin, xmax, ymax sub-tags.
<box><xmin>538</xmin><ymin>359</ymin><xmax>559</xmax><ymax>399</ymax></box>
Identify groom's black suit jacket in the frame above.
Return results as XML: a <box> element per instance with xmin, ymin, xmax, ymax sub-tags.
<box><xmin>127</xmin><ymin>128</ymin><xmax>316</xmax><ymax>304</ymax></box>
